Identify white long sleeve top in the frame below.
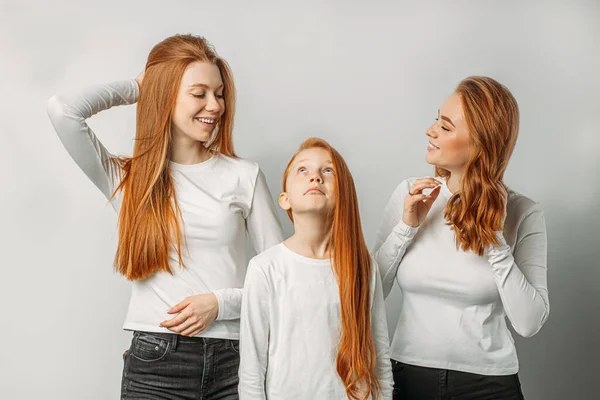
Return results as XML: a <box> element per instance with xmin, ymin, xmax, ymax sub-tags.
<box><xmin>239</xmin><ymin>243</ymin><xmax>394</xmax><ymax>400</ymax></box>
<box><xmin>46</xmin><ymin>79</ymin><xmax>284</xmax><ymax>339</ymax></box>
<box><xmin>373</xmin><ymin>176</ymin><xmax>549</xmax><ymax>375</ymax></box>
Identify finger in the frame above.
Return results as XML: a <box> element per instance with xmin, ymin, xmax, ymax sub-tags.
<box><xmin>412</xmin><ymin>178</ymin><xmax>443</xmax><ymax>187</ymax></box>
<box><xmin>168</xmin><ymin>299</ymin><xmax>190</xmax><ymax>314</ymax></box>
<box><xmin>169</xmin><ymin>318</ymin><xmax>194</xmax><ymax>334</ymax></box>
<box><xmin>161</xmin><ymin>310</ymin><xmax>191</xmax><ymax>328</ymax></box>
<box><xmin>409</xmin><ymin>180</ymin><xmax>442</xmax><ymax>195</ymax></box>
<box><xmin>427</xmin><ymin>185</ymin><xmax>442</xmax><ymax>199</ymax></box>
<box><xmin>406</xmin><ymin>193</ymin><xmax>429</xmax><ymax>207</ymax></box>
<box><xmin>180</xmin><ymin>318</ymin><xmax>206</xmax><ymax>336</ymax></box>
<box><xmin>181</xmin><ymin>322</ymin><xmax>204</xmax><ymax>337</ymax></box>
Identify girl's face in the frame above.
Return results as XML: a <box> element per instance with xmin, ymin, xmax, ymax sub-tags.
<box><xmin>425</xmin><ymin>92</ymin><xmax>471</xmax><ymax>172</ymax></box>
<box><xmin>280</xmin><ymin>147</ymin><xmax>336</xmax><ymax>217</ymax></box>
<box><xmin>171</xmin><ymin>61</ymin><xmax>226</xmax><ymax>145</ymax></box>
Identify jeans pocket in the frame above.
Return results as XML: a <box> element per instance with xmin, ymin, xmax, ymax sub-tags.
<box><xmin>131</xmin><ymin>333</ymin><xmax>170</xmax><ymax>362</ymax></box>
<box><xmin>392</xmin><ymin>359</ymin><xmax>405</xmax><ymax>374</ymax></box>
<box><xmin>230</xmin><ymin>339</ymin><xmax>240</xmax><ymax>354</ymax></box>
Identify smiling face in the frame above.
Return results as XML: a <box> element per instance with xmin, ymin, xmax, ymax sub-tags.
<box><xmin>425</xmin><ymin>92</ymin><xmax>471</xmax><ymax>172</ymax></box>
<box><xmin>170</xmin><ymin>61</ymin><xmax>226</xmax><ymax>144</ymax></box>
<box><xmin>280</xmin><ymin>147</ymin><xmax>336</xmax><ymax>218</ymax></box>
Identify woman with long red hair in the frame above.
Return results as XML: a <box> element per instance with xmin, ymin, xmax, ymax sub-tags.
<box><xmin>374</xmin><ymin>76</ymin><xmax>549</xmax><ymax>399</ymax></box>
<box><xmin>47</xmin><ymin>34</ymin><xmax>283</xmax><ymax>399</ymax></box>
<box><xmin>239</xmin><ymin>138</ymin><xmax>393</xmax><ymax>399</ymax></box>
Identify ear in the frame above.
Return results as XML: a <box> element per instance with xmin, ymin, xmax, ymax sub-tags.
<box><xmin>278</xmin><ymin>192</ymin><xmax>291</xmax><ymax>211</ymax></box>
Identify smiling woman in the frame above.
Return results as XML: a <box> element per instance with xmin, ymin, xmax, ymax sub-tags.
<box><xmin>170</xmin><ymin>63</ymin><xmax>228</xmax><ymax>149</ymax></box>
<box><xmin>46</xmin><ymin>34</ymin><xmax>284</xmax><ymax>400</ymax></box>
<box><xmin>373</xmin><ymin>76</ymin><xmax>548</xmax><ymax>400</ymax></box>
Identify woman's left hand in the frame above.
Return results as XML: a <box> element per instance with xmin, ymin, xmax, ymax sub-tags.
<box><xmin>160</xmin><ymin>293</ymin><xmax>219</xmax><ymax>337</ymax></box>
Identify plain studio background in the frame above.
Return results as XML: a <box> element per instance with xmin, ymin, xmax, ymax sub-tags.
<box><xmin>1</xmin><ymin>0</ymin><xmax>598</xmax><ymax>399</ymax></box>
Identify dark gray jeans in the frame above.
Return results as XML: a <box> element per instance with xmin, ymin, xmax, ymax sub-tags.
<box><xmin>121</xmin><ymin>331</ymin><xmax>239</xmax><ymax>400</ymax></box>
<box><xmin>391</xmin><ymin>359</ymin><xmax>525</xmax><ymax>400</ymax></box>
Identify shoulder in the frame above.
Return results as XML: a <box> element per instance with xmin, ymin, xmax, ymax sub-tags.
<box><xmin>249</xmin><ymin>243</ymin><xmax>286</xmax><ymax>273</ymax></box>
<box><xmin>506</xmin><ymin>188</ymin><xmax>543</xmax><ymax>218</ymax></box>
<box><xmin>215</xmin><ymin>155</ymin><xmax>263</xmax><ymax>199</ymax></box>
<box><xmin>217</xmin><ymin>154</ymin><xmax>260</xmax><ymax>178</ymax></box>
<box><xmin>505</xmin><ymin>188</ymin><xmax>545</xmax><ymax>235</ymax></box>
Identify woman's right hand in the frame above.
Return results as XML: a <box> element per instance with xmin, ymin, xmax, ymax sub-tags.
<box><xmin>402</xmin><ymin>178</ymin><xmax>443</xmax><ymax>227</ymax></box>
<box><xmin>135</xmin><ymin>71</ymin><xmax>144</xmax><ymax>88</ymax></box>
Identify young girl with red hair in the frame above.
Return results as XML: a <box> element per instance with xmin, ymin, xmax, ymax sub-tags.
<box><xmin>239</xmin><ymin>138</ymin><xmax>393</xmax><ymax>399</ymax></box>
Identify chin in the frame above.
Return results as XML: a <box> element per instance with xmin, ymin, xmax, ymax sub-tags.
<box><xmin>189</xmin><ymin>133</ymin><xmax>213</xmax><ymax>143</ymax></box>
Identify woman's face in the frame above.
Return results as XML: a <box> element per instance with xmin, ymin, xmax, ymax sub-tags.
<box><xmin>279</xmin><ymin>147</ymin><xmax>336</xmax><ymax>218</ymax></box>
<box><xmin>425</xmin><ymin>92</ymin><xmax>471</xmax><ymax>172</ymax></box>
<box><xmin>171</xmin><ymin>61</ymin><xmax>226</xmax><ymax>144</ymax></box>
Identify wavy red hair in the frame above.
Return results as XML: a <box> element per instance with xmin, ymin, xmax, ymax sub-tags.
<box><xmin>112</xmin><ymin>34</ymin><xmax>236</xmax><ymax>280</ymax></box>
<box><xmin>436</xmin><ymin>76</ymin><xmax>519</xmax><ymax>255</ymax></box>
<box><xmin>283</xmin><ymin>138</ymin><xmax>379</xmax><ymax>400</ymax></box>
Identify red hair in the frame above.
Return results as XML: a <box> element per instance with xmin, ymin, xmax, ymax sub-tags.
<box><xmin>112</xmin><ymin>34</ymin><xmax>236</xmax><ymax>280</ymax></box>
<box><xmin>283</xmin><ymin>138</ymin><xmax>379</xmax><ymax>400</ymax></box>
<box><xmin>436</xmin><ymin>76</ymin><xmax>519</xmax><ymax>255</ymax></box>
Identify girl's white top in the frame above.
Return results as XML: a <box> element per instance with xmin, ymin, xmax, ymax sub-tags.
<box><xmin>239</xmin><ymin>243</ymin><xmax>394</xmax><ymax>399</ymax></box>
<box><xmin>47</xmin><ymin>79</ymin><xmax>284</xmax><ymax>339</ymax></box>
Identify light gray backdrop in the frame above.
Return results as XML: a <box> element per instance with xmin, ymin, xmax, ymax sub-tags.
<box><xmin>1</xmin><ymin>0</ymin><xmax>598</xmax><ymax>399</ymax></box>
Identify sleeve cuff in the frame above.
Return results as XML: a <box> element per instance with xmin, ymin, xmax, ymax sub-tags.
<box><xmin>213</xmin><ymin>290</ymin><xmax>225</xmax><ymax>321</ymax></box>
<box><xmin>128</xmin><ymin>78</ymin><xmax>140</xmax><ymax>103</ymax></box>
<box><xmin>393</xmin><ymin>219</ymin><xmax>419</xmax><ymax>240</ymax></box>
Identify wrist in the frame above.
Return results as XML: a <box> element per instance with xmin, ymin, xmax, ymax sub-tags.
<box><xmin>401</xmin><ymin>215</ymin><xmax>419</xmax><ymax>228</ymax></box>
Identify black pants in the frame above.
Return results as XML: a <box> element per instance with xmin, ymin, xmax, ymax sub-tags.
<box><xmin>121</xmin><ymin>331</ymin><xmax>240</xmax><ymax>400</ymax></box>
<box><xmin>392</xmin><ymin>359</ymin><xmax>525</xmax><ymax>400</ymax></box>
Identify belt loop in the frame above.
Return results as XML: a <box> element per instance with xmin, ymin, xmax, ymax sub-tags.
<box><xmin>171</xmin><ymin>333</ymin><xmax>178</xmax><ymax>352</ymax></box>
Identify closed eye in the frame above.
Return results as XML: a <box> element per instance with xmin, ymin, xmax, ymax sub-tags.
<box><xmin>435</xmin><ymin>118</ymin><xmax>450</xmax><ymax>131</ymax></box>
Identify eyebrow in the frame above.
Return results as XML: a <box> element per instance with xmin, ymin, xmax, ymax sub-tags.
<box><xmin>438</xmin><ymin>109</ymin><xmax>456</xmax><ymax>128</ymax></box>
<box><xmin>188</xmin><ymin>83</ymin><xmax>224</xmax><ymax>90</ymax></box>
<box><xmin>292</xmin><ymin>158</ymin><xmax>333</xmax><ymax>168</ymax></box>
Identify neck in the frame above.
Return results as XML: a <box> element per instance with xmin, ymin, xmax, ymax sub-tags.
<box><xmin>284</xmin><ymin>212</ymin><xmax>332</xmax><ymax>259</ymax></box>
<box><xmin>445</xmin><ymin>169</ymin><xmax>464</xmax><ymax>194</ymax></box>
<box><xmin>170</xmin><ymin>133</ymin><xmax>212</xmax><ymax>165</ymax></box>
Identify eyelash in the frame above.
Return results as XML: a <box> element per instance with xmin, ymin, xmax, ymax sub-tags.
<box><xmin>193</xmin><ymin>94</ymin><xmax>225</xmax><ymax>99</ymax></box>
<box><xmin>435</xmin><ymin>118</ymin><xmax>450</xmax><ymax>132</ymax></box>
<box><xmin>298</xmin><ymin>167</ymin><xmax>334</xmax><ymax>174</ymax></box>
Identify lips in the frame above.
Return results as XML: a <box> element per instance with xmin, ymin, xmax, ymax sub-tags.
<box><xmin>304</xmin><ymin>187</ymin><xmax>324</xmax><ymax>195</ymax></box>
<box><xmin>195</xmin><ymin>117</ymin><xmax>217</xmax><ymax>125</ymax></box>
<box><xmin>428</xmin><ymin>142</ymin><xmax>440</xmax><ymax>150</ymax></box>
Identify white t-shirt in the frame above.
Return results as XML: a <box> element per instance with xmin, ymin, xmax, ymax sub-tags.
<box><xmin>47</xmin><ymin>79</ymin><xmax>284</xmax><ymax>339</ymax></box>
<box><xmin>239</xmin><ymin>243</ymin><xmax>394</xmax><ymax>400</ymax></box>
<box><xmin>373</xmin><ymin>177</ymin><xmax>549</xmax><ymax>375</ymax></box>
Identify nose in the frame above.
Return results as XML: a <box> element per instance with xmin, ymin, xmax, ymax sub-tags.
<box><xmin>205</xmin><ymin>93</ymin><xmax>222</xmax><ymax>113</ymax></box>
<box><xmin>426</xmin><ymin>123</ymin><xmax>438</xmax><ymax>138</ymax></box>
<box><xmin>310</xmin><ymin>175</ymin><xmax>323</xmax><ymax>184</ymax></box>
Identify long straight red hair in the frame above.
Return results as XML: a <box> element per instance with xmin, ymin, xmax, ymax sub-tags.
<box><xmin>112</xmin><ymin>34</ymin><xmax>236</xmax><ymax>280</ymax></box>
<box><xmin>436</xmin><ymin>76</ymin><xmax>519</xmax><ymax>255</ymax></box>
<box><xmin>283</xmin><ymin>138</ymin><xmax>379</xmax><ymax>400</ymax></box>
